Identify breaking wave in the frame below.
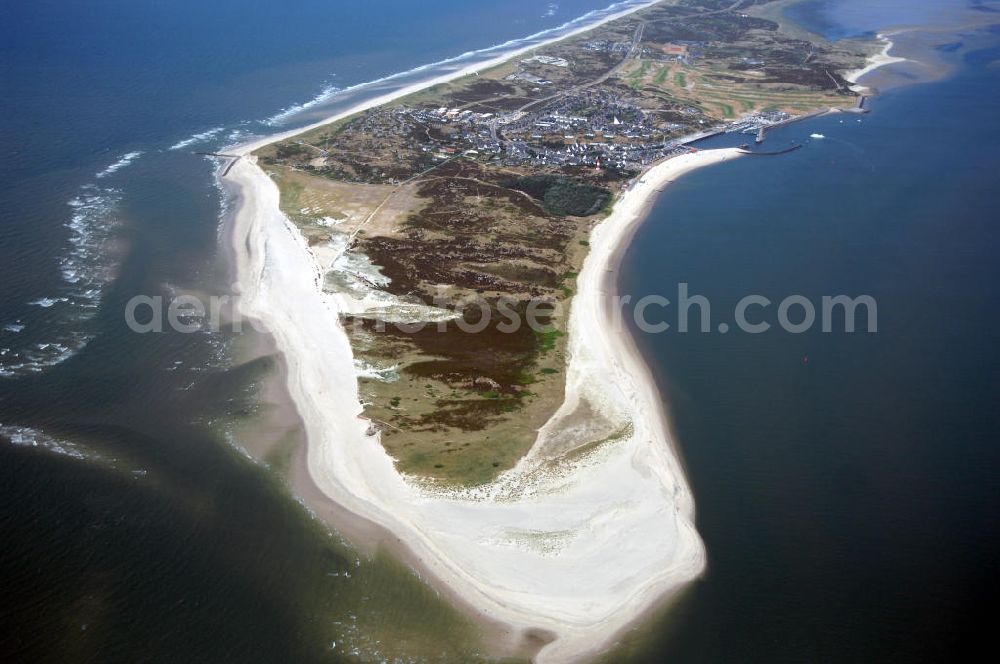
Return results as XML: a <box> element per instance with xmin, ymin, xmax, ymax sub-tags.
<box><xmin>1</xmin><ymin>424</ymin><xmax>91</xmax><ymax>461</ymax></box>
<box><xmin>0</xmin><ymin>424</ymin><xmax>134</xmax><ymax>471</ymax></box>
<box><xmin>0</xmin><ymin>185</ymin><xmax>122</xmax><ymax>377</ymax></box>
<box><xmin>168</xmin><ymin>127</ymin><xmax>226</xmax><ymax>151</ymax></box>
<box><xmin>262</xmin><ymin>0</ymin><xmax>656</xmax><ymax>127</ymax></box>
<box><xmin>265</xmin><ymin>84</ymin><xmax>342</xmax><ymax>127</ymax></box>
<box><xmin>96</xmin><ymin>151</ymin><xmax>143</xmax><ymax>178</ymax></box>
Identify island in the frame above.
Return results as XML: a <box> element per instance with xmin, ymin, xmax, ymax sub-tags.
<box><xmin>221</xmin><ymin>1</ymin><xmax>876</xmax><ymax>661</ymax></box>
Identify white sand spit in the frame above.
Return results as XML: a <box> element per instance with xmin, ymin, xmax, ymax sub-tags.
<box><xmin>220</xmin><ymin>1</ymin><xmax>749</xmax><ymax>659</ymax></box>
<box><xmin>225</xmin><ymin>148</ymin><xmax>740</xmax><ymax>662</ymax></box>
<box><xmin>844</xmin><ymin>33</ymin><xmax>907</xmax><ymax>92</ymax></box>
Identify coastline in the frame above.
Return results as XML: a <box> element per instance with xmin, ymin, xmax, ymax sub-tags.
<box><xmin>843</xmin><ymin>33</ymin><xmax>908</xmax><ymax>92</ymax></box>
<box><xmin>219</xmin><ymin>1</ymin><xmax>742</xmax><ymax>660</ymax></box>
<box><xmin>229</xmin><ymin>0</ymin><xmax>664</xmax><ymax>156</ymax></box>
<box><xmin>224</xmin><ymin>142</ymin><xmax>740</xmax><ymax>662</ymax></box>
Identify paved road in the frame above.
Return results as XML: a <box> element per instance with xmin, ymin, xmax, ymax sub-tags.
<box><xmin>512</xmin><ymin>0</ymin><xmax>749</xmax><ymax>116</ymax></box>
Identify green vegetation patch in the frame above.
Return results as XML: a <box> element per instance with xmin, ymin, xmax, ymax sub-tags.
<box><xmin>501</xmin><ymin>175</ymin><xmax>611</xmax><ymax>217</ymax></box>
<box><xmin>536</xmin><ymin>329</ymin><xmax>565</xmax><ymax>354</ymax></box>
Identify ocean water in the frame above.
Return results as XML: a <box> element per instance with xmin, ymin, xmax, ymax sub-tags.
<box><xmin>609</xmin><ymin>5</ymin><xmax>1000</xmax><ymax>662</ymax></box>
<box><xmin>0</xmin><ymin>1</ymin><xmax>645</xmax><ymax>661</ymax></box>
<box><xmin>784</xmin><ymin>0</ymin><xmax>1000</xmax><ymax>39</ymax></box>
<box><xmin>0</xmin><ymin>0</ymin><xmax>646</xmax><ymax>378</ymax></box>
<box><xmin>2</xmin><ymin>0</ymin><xmax>998</xmax><ymax>662</ymax></box>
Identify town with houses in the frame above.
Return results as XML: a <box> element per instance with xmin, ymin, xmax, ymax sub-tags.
<box><xmin>285</xmin><ymin>86</ymin><xmax>796</xmax><ymax>180</ymax></box>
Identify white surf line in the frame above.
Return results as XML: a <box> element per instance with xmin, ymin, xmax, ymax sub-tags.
<box><xmin>262</xmin><ymin>0</ymin><xmax>660</xmax><ymax>127</ymax></box>
<box><xmin>231</xmin><ymin>0</ymin><xmax>666</xmax><ymax>155</ymax></box>
<box><xmin>95</xmin><ymin>151</ymin><xmax>142</xmax><ymax>178</ymax></box>
<box><xmin>169</xmin><ymin>127</ymin><xmax>226</xmax><ymax>151</ymax></box>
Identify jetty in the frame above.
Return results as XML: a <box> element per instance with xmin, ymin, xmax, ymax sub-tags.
<box><xmin>195</xmin><ymin>152</ymin><xmax>242</xmax><ymax>177</ymax></box>
<box><xmin>737</xmin><ymin>143</ymin><xmax>803</xmax><ymax>156</ymax></box>
<box><xmin>843</xmin><ymin>95</ymin><xmax>871</xmax><ymax>114</ymax></box>
<box><xmin>679</xmin><ymin>128</ymin><xmax>725</xmax><ymax>145</ymax></box>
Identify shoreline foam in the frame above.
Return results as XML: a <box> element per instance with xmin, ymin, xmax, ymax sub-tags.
<box><xmin>230</xmin><ymin>0</ymin><xmax>664</xmax><ymax>155</ymax></box>
<box><xmin>261</xmin><ymin>0</ymin><xmax>659</xmax><ymax>127</ymax></box>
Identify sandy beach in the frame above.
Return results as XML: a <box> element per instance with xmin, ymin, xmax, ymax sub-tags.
<box><xmin>844</xmin><ymin>33</ymin><xmax>908</xmax><ymax>92</ymax></box>
<box><xmin>219</xmin><ymin>1</ymin><xmax>747</xmax><ymax>659</ymax></box>
<box><xmin>224</xmin><ymin>144</ymin><xmax>741</xmax><ymax>662</ymax></box>
<box><xmin>231</xmin><ymin>0</ymin><xmax>663</xmax><ymax>157</ymax></box>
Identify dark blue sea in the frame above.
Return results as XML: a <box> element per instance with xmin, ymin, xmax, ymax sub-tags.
<box><xmin>2</xmin><ymin>0</ymin><xmax>998</xmax><ymax>661</ymax></box>
<box><xmin>613</xmin><ymin>1</ymin><xmax>1000</xmax><ymax>661</ymax></box>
